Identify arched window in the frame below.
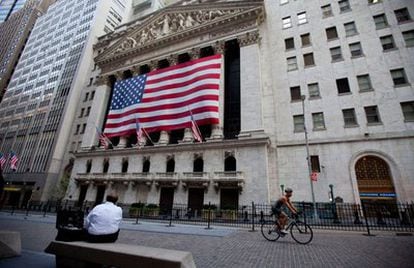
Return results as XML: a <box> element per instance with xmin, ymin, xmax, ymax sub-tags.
<box><xmin>86</xmin><ymin>159</ymin><xmax>92</xmax><ymax>173</ymax></box>
<box><xmin>224</xmin><ymin>156</ymin><xmax>236</xmax><ymax>171</ymax></box>
<box><xmin>103</xmin><ymin>158</ymin><xmax>109</xmax><ymax>173</ymax></box>
<box><xmin>122</xmin><ymin>158</ymin><xmax>128</xmax><ymax>173</ymax></box>
<box><xmin>193</xmin><ymin>158</ymin><xmax>204</xmax><ymax>172</ymax></box>
<box><xmin>166</xmin><ymin>158</ymin><xmax>175</xmax><ymax>173</ymax></box>
<box><xmin>142</xmin><ymin>159</ymin><xmax>150</xmax><ymax>173</ymax></box>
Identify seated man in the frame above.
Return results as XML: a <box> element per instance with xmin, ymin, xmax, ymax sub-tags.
<box><xmin>84</xmin><ymin>193</ymin><xmax>123</xmax><ymax>243</ymax></box>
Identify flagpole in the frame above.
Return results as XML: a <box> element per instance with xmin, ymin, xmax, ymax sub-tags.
<box><xmin>187</xmin><ymin>106</ymin><xmax>203</xmax><ymax>142</ymax></box>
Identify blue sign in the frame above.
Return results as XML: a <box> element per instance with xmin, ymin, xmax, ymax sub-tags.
<box><xmin>360</xmin><ymin>192</ymin><xmax>396</xmax><ymax>198</ymax></box>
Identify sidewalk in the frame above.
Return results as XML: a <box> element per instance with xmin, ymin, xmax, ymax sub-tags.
<box><xmin>1</xmin><ymin>212</ymin><xmax>414</xmax><ymax>268</ymax></box>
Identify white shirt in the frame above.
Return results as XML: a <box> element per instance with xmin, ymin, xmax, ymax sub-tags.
<box><xmin>84</xmin><ymin>201</ymin><xmax>123</xmax><ymax>235</ymax></box>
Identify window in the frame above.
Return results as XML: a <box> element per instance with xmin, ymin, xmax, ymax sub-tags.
<box><xmin>293</xmin><ymin>115</ymin><xmax>304</xmax><ymax>132</ymax></box>
<box><xmin>285</xmin><ymin>37</ymin><xmax>295</xmax><ymax>50</ymax></box>
<box><xmin>75</xmin><ymin>124</ymin><xmax>80</xmax><ymax>134</ymax></box>
<box><xmin>402</xmin><ymin>30</ymin><xmax>414</xmax><ymax>47</ymax></box>
<box><xmin>401</xmin><ymin>101</ymin><xmax>414</xmax><ymax>121</ymax></box>
<box><xmin>342</xmin><ymin>108</ymin><xmax>358</xmax><ymax>126</ymax></box>
<box><xmin>390</xmin><ymin>68</ymin><xmax>408</xmax><ymax>86</ymax></box>
<box><xmin>290</xmin><ymin>86</ymin><xmax>301</xmax><ymax>101</ymax></box>
<box><xmin>310</xmin><ymin>156</ymin><xmax>321</xmax><ymax>172</ymax></box>
<box><xmin>364</xmin><ymin>106</ymin><xmax>381</xmax><ymax>124</ymax></box>
<box><xmin>336</xmin><ymin>78</ymin><xmax>351</xmax><ymax>94</ymax></box>
<box><xmin>301</xmin><ymin>33</ymin><xmax>311</xmax><ymax>46</ymax></box>
<box><xmin>282</xmin><ymin>16</ymin><xmax>292</xmax><ymax>29</ymax></box>
<box><xmin>287</xmin><ymin>57</ymin><xmax>298</xmax><ymax>71</ymax></box>
<box><xmin>80</xmin><ymin>123</ymin><xmax>86</xmax><ymax>134</ymax></box>
<box><xmin>326</xmin><ymin>27</ymin><xmax>338</xmax><ymax>40</ymax></box>
<box><xmin>321</xmin><ymin>4</ymin><xmax>333</xmax><ymax>18</ymax></box>
<box><xmin>86</xmin><ymin>107</ymin><xmax>91</xmax><ymax>116</ymax></box>
<box><xmin>339</xmin><ymin>0</ymin><xmax>351</xmax><ymax>12</ymax></box>
<box><xmin>90</xmin><ymin>90</ymin><xmax>95</xmax><ymax>100</ymax></box>
<box><xmin>395</xmin><ymin>8</ymin><xmax>411</xmax><ymax>23</ymax></box>
<box><xmin>297</xmin><ymin>12</ymin><xmax>307</xmax><ymax>24</ymax></box>
<box><xmin>303</xmin><ymin>53</ymin><xmax>315</xmax><ymax>66</ymax></box>
<box><xmin>88</xmin><ymin>77</ymin><xmax>93</xmax><ymax>86</ymax></box>
<box><xmin>380</xmin><ymin>35</ymin><xmax>395</xmax><ymax>50</ymax></box>
<box><xmin>344</xmin><ymin>22</ymin><xmax>358</xmax><ymax>36</ymax></box>
<box><xmin>308</xmin><ymin>83</ymin><xmax>320</xmax><ymax>98</ymax></box>
<box><xmin>84</xmin><ymin>92</ymin><xmax>89</xmax><ymax>102</ymax></box>
<box><xmin>349</xmin><ymin>42</ymin><xmax>363</xmax><ymax>57</ymax></box>
<box><xmin>312</xmin><ymin>112</ymin><xmax>326</xmax><ymax>130</ymax></box>
<box><xmin>79</xmin><ymin>108</ymin><xmax>84</xmax><ymax>118</ymax></box>
<box><xmin>330</xmin><ymin>47</ymin><xmax>343</xmax><ymax>61</ymax></box>
<box><xmin>373</xmin><ymin>14</ymin><xmax>388</xmax><ymax>29</ymax></box>
<box><xmin>357</xmin><ymin>74</ymin><xmax>373</xmax><ymax>92</ymax></box>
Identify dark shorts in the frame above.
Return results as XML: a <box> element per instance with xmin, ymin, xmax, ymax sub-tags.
<box><xmin>272</xmin><ymin>208</ymin><xmax>282</xmax><ymax>217</ymax></box>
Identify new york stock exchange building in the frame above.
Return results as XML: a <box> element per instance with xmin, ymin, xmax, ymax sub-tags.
<box><xmin>65</xmin><ymin>0</ymin><xmax>414</xmax><ymax>213</ymax></box>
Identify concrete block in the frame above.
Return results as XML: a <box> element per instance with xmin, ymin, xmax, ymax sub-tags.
<box><xmin>0</xmin><ymin>231</ymin><xmax>21</xmax><ymax>258</ymax></box>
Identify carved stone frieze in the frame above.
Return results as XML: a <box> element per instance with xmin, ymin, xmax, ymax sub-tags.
<box><xmin>94</xmin><ymin>75</ymin><xmax>111</xmax><ymax>86</ymax></box>
<box><xmin>94</xmin><ymin>1</ymin><xmax>265</xmax><ymax>71</ymax></box>
<box><xmin>238</xmin><ymin>31</ymin><xmax>260</xmax><ymax>47</ymax></box>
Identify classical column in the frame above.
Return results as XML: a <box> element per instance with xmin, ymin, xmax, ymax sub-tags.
<box><xmin>82</xmin><ymin>75</ymin><xmax>112</xmax><ymax>149</ymax></box>
<box><xmin>168</xmin><ymin>55</ymin><xmax>178</xmax><ymax>66</ymax></box>
<box><xmin>157</xmin><ymin>131</ymin><xmax>169</xmax><ymax>145</ymax></box>
<box><xmin>209</xmin><ymin>41</ymin><xmax>225</xmax><ymax>140</ymax></box>
<box><xmin>237</xmin><ymin>32</ymin><xmax>265</xmax><ymax>138</ymax></box>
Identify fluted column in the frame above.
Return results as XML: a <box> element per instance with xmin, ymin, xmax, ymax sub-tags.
<box><xmin>209</xmin><ymin>41</ymin><xmax>225</xmax><ymax>140</ymax></box>
<box><xmin>237</xmin><ymin>32</ymin><xmax>265</xmax><ymax>138</ymax></box>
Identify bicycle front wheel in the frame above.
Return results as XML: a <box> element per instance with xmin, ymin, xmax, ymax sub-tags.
<box><xmin>261</xmin><ymin>222</ymin><xmax>281</xmax><ymax>241</ymax></box>
<box><xmin>290</xmin><ymin>222</ymin><xmax>313</xmax><ymax>244</ymax></box>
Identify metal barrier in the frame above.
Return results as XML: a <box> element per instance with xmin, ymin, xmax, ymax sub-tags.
<box><xmin>1</xmin><ymin>200</ymin><xmax>413</xmax><ymax>233</ymax></box>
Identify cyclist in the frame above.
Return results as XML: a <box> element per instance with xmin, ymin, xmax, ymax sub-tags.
<box><xmin>272</xmin><ymin>187</ymin><xmax>298</xmax><ymax>234</ymax></box>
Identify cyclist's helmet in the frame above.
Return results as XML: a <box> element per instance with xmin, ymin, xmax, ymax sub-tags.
<box><xmin>284</xmin><ymin>187</ymin><xmax>293</xmax><ymax>193</ymax></box>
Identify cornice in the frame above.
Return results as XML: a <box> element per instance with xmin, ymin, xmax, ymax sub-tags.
<box><xmin>74</xmin><ymin>136</ymin><xmax>270</xmax><ymax>158</ymax></box>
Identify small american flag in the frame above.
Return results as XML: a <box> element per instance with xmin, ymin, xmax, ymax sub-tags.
<box><xmin>190</xmin><ymin>111</ymin><xmax>202</xmax><ymax>142</ymax></box>
<box><xmin>95</xmin><ymin>127</ymin><xmax>111</xmax><ymax>149</ymax></box>
<box><xmin>0</xmin><ymin>153</ymin><xmax>6</xmax><ymax>170</ymax></box>
<box><xmin>104</xmin><ymin>54</ymin><xmax>222</xmax><ymax>137</ymax></box>
<box><xmin>9</xmin><ymin>151</ymin><xmax>18</xmax><ymax>171</ymax></box>
<box><xmin>135</xmin><ymin>118</ymin><xmax>145</xmax><ymax>147</ymax></box>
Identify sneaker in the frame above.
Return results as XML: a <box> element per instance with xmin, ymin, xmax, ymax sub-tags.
<box><xmin>280</xmin><ymin>229</ymin><xmax>289</xmax><ymax>235</ymax></box>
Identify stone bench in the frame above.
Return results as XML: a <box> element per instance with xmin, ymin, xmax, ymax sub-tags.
<box><xmin>45</xmin><ymin>241</ymin><xmax>196</xmax><ymax>268</ymax></box>
<box><xmin>0</xmin><ymin>231</ymin><xmax>21</xmax><ymax>258</ymax></box>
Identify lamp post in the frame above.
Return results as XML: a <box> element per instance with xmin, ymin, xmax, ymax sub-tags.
<box><xmin>329</xmin><ymin>184</ymin><xmax>340</xmax><ymax>223</ymax></box>
<box><xmin>301</xmin><ymin>95</ymin><xmax>317</xmax><ymax>218</ymax></box>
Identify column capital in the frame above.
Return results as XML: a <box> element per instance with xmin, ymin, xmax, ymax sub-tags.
<box><xmin>94</xmin><ymin>75</ymin><xmax>111</xmax><ymax>86</ymax></box>
<box><xmin>148</xmin><ymin>60</ymin><xmax>158</xmax><ymax>71</ymax></box>
<box><xmin>168</xmin><ymin>55</ymin><xmax>178</xmax><ymax>66</ymax></box>
<box><xmin>213</xmin><ymin>41</ymin><xmax>225</xmax><ymax>54</ymax></box>
<box><xmin>131</xmin><ymin>66</ymin><xmax>140</xmax><ymax>76</ymax></box>
<box><xmin>188</xmin><ymin>48</ymin><xmax>199</xmax><ymax>60</ymax></box>
<box><xmin>237</xmin><ymin>31</ymin><xmax>260</xmax><ymax>47</ymax></box>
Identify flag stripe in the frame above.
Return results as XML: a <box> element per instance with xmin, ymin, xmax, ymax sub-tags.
<box><xmin>104</xmin><ymin>54</ymin><xmax>222</xmax><ymax>138</ymax></box>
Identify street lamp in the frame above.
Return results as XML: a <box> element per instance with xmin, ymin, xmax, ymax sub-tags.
<box><xmin>301</xmin><ymin>95</ymin><xmax>317</xmax><ymax>218</ymax></box>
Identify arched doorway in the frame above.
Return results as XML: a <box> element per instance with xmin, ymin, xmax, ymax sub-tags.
<box><xmin>355</xmin><ymin>156</ymin><xmax>397</xmax><ymax>212</ymax></box>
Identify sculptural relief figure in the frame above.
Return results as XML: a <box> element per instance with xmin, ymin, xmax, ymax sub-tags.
<box><xmin>185</xmin><ymin>13</ymin><xmax>196</xmax><ymax>27</ymax></box>
<box><xmin>138</xmin><ymin>29</ymin><xmax>149</xmax><ymax>45</ymax></box>
<box><xmin>159</xmin><ymin>14</ymin><xmax>170</xmax><ymax>35</ymax></box>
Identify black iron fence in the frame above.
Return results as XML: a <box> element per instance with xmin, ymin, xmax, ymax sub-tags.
<box><xmin>1</xmin><ymin>200</ymin><xmax>413</xmax><ymax>233</ymax></box>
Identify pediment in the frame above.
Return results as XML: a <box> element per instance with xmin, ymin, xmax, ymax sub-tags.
<box><xmin>95</xmin><ymin>0</ymin><xmax>264</xmax><ymax>66</ymax></box>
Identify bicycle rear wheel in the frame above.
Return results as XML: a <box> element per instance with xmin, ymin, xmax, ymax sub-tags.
<box><xmin>261</xmin><ymin>222</ymin><xmax>281</xmax><ymax>241</ymax></box>
<box><xmin>290</xmin><ymin>221</ymin><xmax>313</xmax><ymax>244</ymax></box>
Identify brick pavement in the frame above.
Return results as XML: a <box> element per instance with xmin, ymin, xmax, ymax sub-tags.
<box><xmin>0</xmin><ymin>213</ymin><xmax>413</xmax><ymax>268</ymax></box>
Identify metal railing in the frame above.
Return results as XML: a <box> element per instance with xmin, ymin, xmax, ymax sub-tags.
<box><xmin>1</xmin><ymin>200</ymin><xmax>413</xmax><ymax>233</ymax></box>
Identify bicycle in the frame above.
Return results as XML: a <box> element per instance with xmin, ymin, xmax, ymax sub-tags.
<box><xmin>261</xmin><ymin>213</ymin><xmax>313</xmax><ymax>244</ymax></box>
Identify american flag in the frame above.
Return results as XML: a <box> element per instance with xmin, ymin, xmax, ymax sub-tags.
<box><xmin>9</xmin><ymin>151</ymin><xmax>18</xmax><ymax>171</ymax></box>
<box><xmin>95</xmin><ymin>127</ymin><xmax>111</xmax><ymax>149</ymax></box>
<box><xmin>0</xmin><ymin>153</ymin><xmax>6</xmax><ymax>170</ymax></box>
<box><xmin>190</xmin><ymin>111</ymin><xmax>202</xmax><ymax>142</ymax></box>
<box><xmin>135</xmin><ymin>118</ymin><xmax>145</xmax><ymax>147</ymax></box>
<box><xmin>104</xmin><ymin>54</ymin><xmax>222</xmax><ymax>137</ymax></box>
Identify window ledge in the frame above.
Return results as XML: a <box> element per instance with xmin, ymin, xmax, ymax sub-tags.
<box><xmin>383</xmin><ymin>48</ymin><xmax>398</xmax><ymax>52</ymax></box>
<box><xmin>375</xmin><ymin>26</ymin><xmax>389</xmax><ymax>30</ymax></box>
<box><xmin>327</xmin><ymin>37</ymin><xmax>339</xmax><ymax>42</ymax></box>
<box><xmin>340</xmin><ymin>9</ymin><xmax>352</xmax><ymax>14</ymax></box>
<box><xmin>313</xmin><ymin>127</ymin><xmax>326</xmax><ymax>131</ymax></box>
<box><xmin>344</xmin><ymin>124</ymin><xmax>359</xmax><ymax>128</ymax></box>
<box><xmin>298</xmin><ymin>22</ymin><xmax>309</xmax><ymax>26</ymax></box>
<box><xmin>346</xmin><ymin>33</ymin><xmax>359</xmax><ymax>38</ymax></box>
<box><xmin>404</xmin><ymin>119</ymin><xmax>414</xmax><ymax>123</ymax></box>
<box><xmin>291</xmin><ymin>99</ymin><xmax>302</xmax><ymax>103</ymax></box>
<box><xmin>351</xmin><ymin>54</ymin><xmax>365</xmax><ymax>59</ymax></box>
<box><xmin>302</xmin><ymin>44</ymin><xmax>312</xmax><ymax>48</ymax></box>
<box><xmin>367</xmin><ymin>122</ymin><xmax>382</xmax><ymax>126</ymax></box>
<box><xmin>397</xmin><ymin>20</ymin><xmax>413</xmax><ymax>25</ymax></box>
<box><xmin>309</xmin><ymin>96</ymin><xmax>321</xmax><ymax>100</ymax></box>
<box><xmin>394</xmin><ymin>83</ymin><xmax>411</xmax><ymax>88</ymax></box>
<box><xmin>294</xmin><ymin>130</ymin><xmax>305</xmax><ymax>133</ymax></box>
<box><xmin>359</xmin><ymin>88</ymin><xmax>374</xmax><ymax>93</ymax></box>
<box><xmin>288</xmin><ymin>68</ymin><xmax>298</xmax><ymax>72</ymax></box>
<box><xmin>285</xmin><ymin>48</ymin><xmax>295</xmax><ymax>52</ymax></box>
<box><xmin>406</xmin><ymin>44</ymin><xmax>414</xmax><ymax>48</ymax></box>
<box><xmin>304</xmin><ymin>64</ymin><xmax>316</xmax><ymax>68</ymax></box>
<box><xmin>338</xmin><ymin>92</ymin><xmax>352</xmax><ymax>96</ymax></box>
<box><xmin>331</xmin><ymin>58</ymin><xmax>344</xmax><ymax>63</ymax></box>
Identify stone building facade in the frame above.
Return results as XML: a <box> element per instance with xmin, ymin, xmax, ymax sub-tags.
<box><xmin>66</xmin><ymin>0</ymin><xmax>414</xmax><ymax>210</ymax></box>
